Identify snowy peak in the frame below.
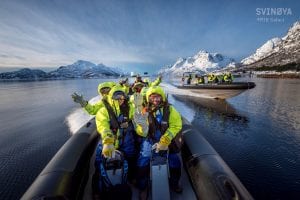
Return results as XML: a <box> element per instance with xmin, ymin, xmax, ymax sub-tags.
<box><xmin>242</xmin><ymin>20</ymin><xmax>300</xmax><ymax>66</ymax></box>
<box><xmin>241</xmin><ymin>37</ymin><xmax>282</xmax><ymax>65</ymax></box>
<box><xmin>160</xmin><ymin>51</ymin><xmax>236</xmax><ymax>75</ymax></box>
<box><xmin>0</xmin><ymin>60</ymin><xmax>122</xmax><ymax>80</ymax></box>
<box><xmin>285</xmin><ymin>21</ymin><xmax>300</xmax><ymax>39</ymax></box>
<box><xmin>48</xmin><ymin>60</ymin><xmax>120</xmax><ymax>78</ymax></box>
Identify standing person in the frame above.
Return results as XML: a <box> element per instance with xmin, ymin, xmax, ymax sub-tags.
<box><xmin>132</xmin><ymin>75</ymin><xmax>163</xmax><ymax>113</ymax></box>
<box><xmin>196</xmin><ymin>75</ymin><xmax>205</xmax><ymax>84</ymax></box>
<box><xmin>134</xmin><ymin>74</ymin><xmax>144</xmax><ymax>84</ymax></box>
<box><xmin>134</xmin><ymin>86</ymin><xmax>183</xmax><ymax>199</ymax></box>
<box><xmin>208</xmin><ymin>73</ymin><xmax>217</xmax><ymax>83</ymax></box>
<box><xmin>119</xmin><ymin>78</ymin><xmax>130</xmax><ymax>95</ymax></box>
<box><xmin>187</xmin><ymin>74</ymin><xmax>192</xmax><ymax>85</ymax></box>
<box><xmin>130</xmin><ymin>82</ymin><xmax>146</xmax><ymax>114</ymax></box>
<box><xmin>71</xmin><ymin>81</ymin><xmax>116</xmax><ymax>115</ymax></box>
<box><xmin>224</xmin><ymin>72</ymin><xmax>234</xmax><ymax>83</ymax></box>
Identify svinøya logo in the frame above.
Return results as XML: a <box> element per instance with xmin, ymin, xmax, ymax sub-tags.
<box><xmin>255</xmin><ymin>8</ymin><xmax>292</xmax><ymax>23</ymax></box>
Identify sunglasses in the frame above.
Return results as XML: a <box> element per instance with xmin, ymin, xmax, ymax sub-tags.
<box><xmin>112</xmin><ymin>91</ymin><xmax>126</xmax><ymax>100</ymax></box>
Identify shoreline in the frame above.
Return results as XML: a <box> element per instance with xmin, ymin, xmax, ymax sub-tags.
<box><xmin>254</xmin><ymin>71</ymin><xmax>300</xmax><ymax>79</ymax></box>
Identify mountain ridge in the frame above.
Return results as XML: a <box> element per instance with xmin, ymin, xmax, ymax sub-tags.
<box><xmin>0</xmin><ymin>60</ymin><xmax>124</xmax><ymax>80</ymax></box>
<box><xmin>241</xmin><ymin>21</ymin><xmax>300</xmax><ymax>69</ymax></box>
<box><xmin>158</xmin><ymin>50</ymin><xmax>237</xmax><ymax>76</ymax></box>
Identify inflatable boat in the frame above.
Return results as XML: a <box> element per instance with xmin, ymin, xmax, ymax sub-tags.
<box><xmin>21</xmin><ymin>117</ymin><xmax>253</xmax><ymax>200</ymax></box>
<box><xmin>176</xmin><ymin>82</ymin><xmax>256</xmax><ymax>99</ymax></box>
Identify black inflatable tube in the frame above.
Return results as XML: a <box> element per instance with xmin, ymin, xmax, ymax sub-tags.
<box><xmin>181</xmin><ymin>119</ymin><xmax>253</xmax><ymax>200</ymax></box>
<box><xmin>177</xmin><ymin>82</ymin><xmax>256</xmax><ymax>90</ymax></box>
<box><xmin>22</xmin><ymin>117</ymin><xmax>253</xmax><ymax>200</ymax></box>
<box><xmin>21</xmin><ymin>120</ymin><xmax>99</xmax><ymax>200</ymax></box>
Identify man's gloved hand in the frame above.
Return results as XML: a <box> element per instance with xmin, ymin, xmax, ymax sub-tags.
<box><xmin>155</xmin><ymin>135</ymin><xmax>171</xmax><ymax>153</ymax></box>
<box><xmin>71</xmin><ymin>92</ymin><xmax>88</xmax><ymax>107</ymax></box>
<box><xmin>133</xmin><ymin>93</ymin><xmax>144</xmax><ymax>113</ymax></box>
<box><xmin>102</xmin><ymin>137</ymin><xmax>115</xmax><ymax>158</ymax></box>
<box><xmin>102</xmin><ymin>144</ymin><xmax>115</xmax><ymax>158</ymax></box>
<box><xmin>134</xmin><ymin>111</ymin><xmax>149</xmax><ymax>137</ymax></box>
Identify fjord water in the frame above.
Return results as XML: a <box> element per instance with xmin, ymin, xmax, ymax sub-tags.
<box><xmin>0</xmin><ymin>78</ymin><xmax>299</xmax><ymax>199</ymax></box>
<box><xmin>171</xmin><ymin>77</ymin><xmax>300</xmax><ymax>200</ymax></box>
<box><xmin>0</xmin><ymin>79</ymin><xmax>113</xmax><ymax>200</ymax></box>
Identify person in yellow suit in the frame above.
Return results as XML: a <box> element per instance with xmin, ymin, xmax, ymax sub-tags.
<box><xmin>95</xmin><ymin>85</ymin><xmax>138</xmax><ymax>183</ymax></box>
<box><xmin>131</xmin><ymin>75</ymin><xmax>163</xmax><ymax>114</ymax></box>
<box><xmin>134</xmin><ymin>86</ymin><xmax>183</xmax><ymax>198</ymax></box>
<box><xmin>119</xmin><ymin>78</ymin><xmax>130</xmax><ymax>95</ymax></box>
<box><xmin>207</xmin><ymin>73</ymin><xmax>217</xmax><ymax>83</ymax></box>
<box><xmin>71</xmin><ymin>81</ymin><xmax>116</xmax><ymax>115</ymax></box>
<box><xmin>224</xmin><ymin>72</ymin><xmax>234</xmax><ymax>83</ymax></box>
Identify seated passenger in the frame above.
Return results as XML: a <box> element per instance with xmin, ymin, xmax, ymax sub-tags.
<box><xmin>134</xmin><ymin>86</ymin><xmax>183</xmax><ymax>199</ymax></box>
<box><xmin>95</xmin><ymin>85</ymin><xmax>138</xmax><ymax>184</ymax></box>
<box><xmin>224</xmin><ymin>72</ymin><xmax>234</xmax><ymax>83</ymax></box>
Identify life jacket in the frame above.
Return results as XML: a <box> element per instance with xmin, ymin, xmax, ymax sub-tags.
<box><xmin>102</xmin><ymin>100</ymin><xmax>130</xmax><ymax>135</ymax></box>
<box><xmin>147</xmin><ymin>103</ymin><xmax>183</xmax><ymax>153</ymax></box>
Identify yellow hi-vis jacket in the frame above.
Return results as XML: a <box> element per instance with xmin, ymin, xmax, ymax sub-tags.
<box><xmin>135</xmin><ymin>86</ymin><xmax>182</xmax><ymax>142</ymax></box>
<box><xmin>84</xmin><ymin>81</ymin><xmax>116</xmax><ymax>115</ymax></box>
<box><xmin>95</xmin><ymin>85</ymin><xmax>134</xmax><ymax>147</ymax></box>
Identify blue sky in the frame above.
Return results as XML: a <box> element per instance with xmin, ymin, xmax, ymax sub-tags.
<box><xmin>0</xmin><ymin>0</ymin><xmax>299</xmax><ymax>73</ymax></box>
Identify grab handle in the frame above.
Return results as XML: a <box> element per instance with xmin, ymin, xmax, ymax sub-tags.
<box><xmin>224</xmin><ymin>179</ymin><xmax>238</xmax><ymax>200</ymax></box>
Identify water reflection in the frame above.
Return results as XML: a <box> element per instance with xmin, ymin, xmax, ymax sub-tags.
<box><xmin>173</xmin><ymin>94</ymin><xmax>248</xmax><ymax>122</ymax></box>
<box><xmin>178</xmin><ymin>77</ymin><xmax>300</xmax><ymax>200</ymax></box>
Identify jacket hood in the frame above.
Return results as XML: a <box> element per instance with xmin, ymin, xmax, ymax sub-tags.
<box><xmin>98</xmin><ymin>81</ymin><xmax>116</xmax><ymax>95</ymax></box>
<box><xmin>107</xmin><ymin>85</ymin><xmax>127</xmax><ymax>107</ymax></box>
<box><xmin>146</xmin><ymin>86</ymin><xmax>166</xmax><ymax>102</ymax></box>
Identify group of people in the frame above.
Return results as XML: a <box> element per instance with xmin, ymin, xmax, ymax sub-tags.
<box><xmin>72</xmin><ymin>74</ymin><xmax>183</xmax><ymax>200</ymax></box>
<box><xmin>182</xmin><ymin>72</ymin><xmax>234</xmax><ymax>85</ymax></box>
<box><xmin>207</xmin><ymin>72</ymin><xmax>234</xmax><ymax>84</ymax></box>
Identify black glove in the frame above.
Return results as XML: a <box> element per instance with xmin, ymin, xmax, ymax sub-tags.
<box><xmin>71</xmin><ymin>92</ymin><xmax>88</xmax><ymax>107</ymax></box>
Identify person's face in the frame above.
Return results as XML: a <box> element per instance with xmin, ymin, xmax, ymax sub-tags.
<box><xmin>118</xmin><ymin>96</ymin><xmax>125</xmax><ymax>105</ymax></box>
<box><xmin>149</xmin><ymin>94</ymin><xmax>162</xmax><ymax>107</ymax></box>
<box><xmin>100</xmin><ymin>87</ymin><xmax>110</xmax><ymax>96</ymax></box>
<box><xmin>112</xmin><ymin>91</ymin><xmax>126</xmax><ymax>105</ymax></box>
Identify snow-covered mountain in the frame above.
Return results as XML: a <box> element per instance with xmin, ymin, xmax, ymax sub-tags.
<box><xmin>241</xmin><ymin>21</ymin><xmax>300</xmax><ymax>68</ymax></box>
<box><xmin>0</xmin><ymin>68</ymin><xmax>47</xmax><ymax>80</ymax></box>
<box><xmin>0</xmin><ymin>60</ymin><xmax>122</xmax><ymax>80</ymax></box>
<box><xmin>159</xmin><ymin>51</ymin><xmax>236</xmax><ymax>76</ymax></box>
<box><xmin>47</xmin><ymin>60</ymin><xmax>120</xmax><ymax>78</ymax></box>
<box><xmin>241</xmin><ymin>38</ymin><xmax>282</xmax><ymax>65</ymax></box>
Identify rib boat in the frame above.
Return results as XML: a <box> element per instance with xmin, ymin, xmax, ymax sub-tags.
<box><xmin>21</xmin><ymin>117</ymin><xmax>253</xmax><ymax>200</ymax></box>
<box><xmin>176</xmin><ymin>82</ymin><xmax>256</xmax><ymax>99</ymax></box>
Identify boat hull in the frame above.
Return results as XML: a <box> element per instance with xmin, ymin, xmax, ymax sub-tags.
<box><xmin>21</xmin><ymin>118</ymin><xmax>253</xmax><ymax>200</ymax></box>
<box><xmin>177</xmin><ymin>82</ymin><xmax>256</xmax><ymax>99</ymax></box>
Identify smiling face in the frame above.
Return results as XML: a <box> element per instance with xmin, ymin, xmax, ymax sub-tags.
<box><xmin>149</xmin><ymin>93</ymin><xmax>162</xmax><ymax>107</ymax></box>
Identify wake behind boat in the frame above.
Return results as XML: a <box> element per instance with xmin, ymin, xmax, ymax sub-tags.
<box><xmin>176</xmin><ymin>82</ymin><xmax>256</xmax><ymax>99</ymax></box>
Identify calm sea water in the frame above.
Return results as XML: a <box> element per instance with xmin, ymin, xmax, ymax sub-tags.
<box><xmin>172</xmin><ymin>77</ymin><xmax>300</xmax><ymax>200</ymax></box>
<box><xmin>0</xmin><ymin>79</ymin><xmax>114</xmax><ymax>200</ymax></box>
<box><xmin>0</xmin><ymin>77</ymin><xmax>299</xmax><ymax>199</ymax></box>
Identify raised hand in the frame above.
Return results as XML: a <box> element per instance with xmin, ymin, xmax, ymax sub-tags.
<box><xmin>71</xmin><ymin>92</ymin><xmax>88</xmax><ymax>107</ymax></box>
